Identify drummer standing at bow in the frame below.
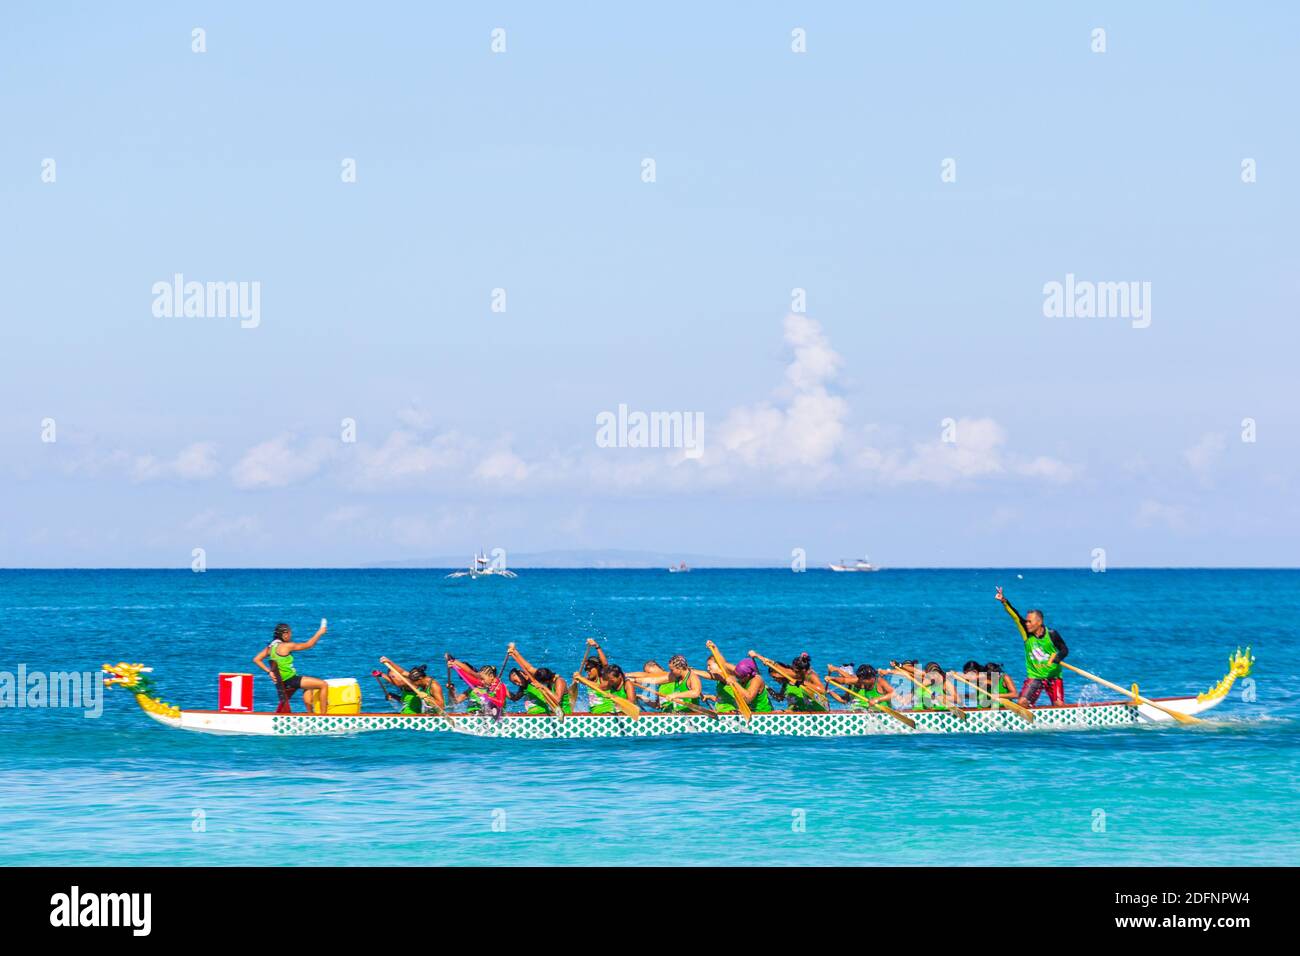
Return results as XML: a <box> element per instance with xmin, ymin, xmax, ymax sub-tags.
<box><xmin>995</xmin><ymin>586</ymin><xmax>1069</xmax><ymax>706</ymax></box>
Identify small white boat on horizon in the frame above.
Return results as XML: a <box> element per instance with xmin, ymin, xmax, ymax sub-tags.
<box><xmin>829</xmin><ymin>557</ymin><xmax>879</xmax><ymax>572</ymax></box>
<box><xmin>446</xmin><ymin>550</ymin><xmax>518</xmax><ymax>579</ymax></box>
<box><xmin>667</xmin><ymin>561</ymin><xmax>690</xmax><ymax>573</ymax></box>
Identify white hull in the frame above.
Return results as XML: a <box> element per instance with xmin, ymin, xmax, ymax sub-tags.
<box><xmin>138</xmin><ymin>693</ymin><xmax>1221</xmax><ymax>738</ymax></box>
<box><xmin>113</xmin><ymin>648</ymin><xmax>1253</xmax><ymax>739</ymax></box>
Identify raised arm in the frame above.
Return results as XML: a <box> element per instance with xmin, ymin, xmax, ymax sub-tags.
<box><xmin>507</xmin><ymin>644</ymin><xmax>538</xmax><ymax>678</ymax></box>
<box><xmin>997</xmin><ymin>589</ymin><xmax>1029</xmax><ymax>640</ymax></box>
<box><xmin>283</xmin><ymin>619</ymin><xmax>328</xmax><ymax>652</ymax></box>
<box><xmin>448</xmin><ymin>659</ymin><xmax>484</xmax><ymax>688</ymax></box>
<box><xmin>585</xmin><ymin>638</ymin><xmax>608</xmax><ymax>669</ymax></box>
<box><xmin>629</xmin><ymin>671</ymin><xmax>672</xmax><ymax>685</ymax></box>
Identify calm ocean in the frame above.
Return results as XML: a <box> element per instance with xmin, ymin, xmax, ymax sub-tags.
<box><xmin>0</xmin><ymin>568</ymin><xmax>1295</xmax><ymax>866</ymax></box>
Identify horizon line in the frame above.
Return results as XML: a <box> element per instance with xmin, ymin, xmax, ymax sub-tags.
<box><xmin>1</xmin><ymin>566</ymin><xmax>1298</xmax><ymax>572</ymax></box>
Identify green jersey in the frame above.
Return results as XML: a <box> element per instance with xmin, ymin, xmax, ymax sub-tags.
<box><xmin>1024</xmin><ymin>632</ymin><xmax>1061</xmax><ymax>680</ymax></box>
<box><xmin>659</xmin><ymin>676</ymin><xmax>694</xmax><ymax>712</ymax></box>
<box><xmin>589</xmin><ymin>683</ymin><xmax>628</xmax><ymax>715</ymax></box>
<box><xmin>913</xmin><ymin>678</ymin><xmax>949</xmax><ymax>711</ymax></box>
<box><xmin>849</xmin><ymin>682</ymin><xmax>887</xmax><ymax>711</ymax></box>
<box><xmin>783</xmin><ymin>682</ymin><xmax>826</xmax><ymax>713</ymax></box>
<box><xmin>269</xmin><ymin>642</ymin><xmax>295</xmax><ymax>680</ymax></box>
<box><xmin>1002</xmin><ymin>598</ymin><xmax>1064</xmax><ymax>680</ymax></box>
<box><xmin>524</xmin><ymin>681</ymin><xmax>572</xmax><ymax>715</ymax></box>
<box><xmin>716</xmin><ymin>678</ymin><xmax>773</xmax><ymax>713</ymax></box>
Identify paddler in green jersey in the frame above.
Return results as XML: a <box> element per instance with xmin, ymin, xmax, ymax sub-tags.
<box><xmin>376</xmin><ymin>659</ymin><xmax>444</xmax><ymax>715</ymax></box>
<box><xmin>702</xmin><ymin>653</ymin><xmax>773</xmax><ymax>713</ymax></box>
<box><xmin>253</xmin><ymin>619</ymin><xmax>330</xmax><ymax>714</ymax></box>
<box><xmin>506</xmin><ymin>645</ymin><xmax>572</xmax><ymax>714</ymax></box>
<box><xmin>914</xmin><ymin>661</ymin><xmax>958</xmax><ymax>711</ymax></box>
<box><xmin>445</xmin><ymin>657</ymin><xmax>508</xmax><ymax>716</ymax></box>
<box><xmin>996</xmin><ymin>586</ymin><xmax>1069</xmax><ymax>707</ymax></box>
<box><xmin>635</xmin><ymin>654</ymin><xmax>703</xmax><ymax>712</ymax></box>
<box><xmin>587</xmin><ymin>663</ymin><xmax>636</xmax><ymax>715</ymax></box>
<box><xmin>577</xmin><ymin>637</ymin><xmax>609</xmax><ymax>709</ymax></box>
<box><xmin>826</xmin><ymin>663</ymin><xmax>896</xmax><ymax>710</ymax></box>
<box><xmin>767</xmin><ymin>652</ymin><xmax>827</xmax><ymax>712</ymax></box>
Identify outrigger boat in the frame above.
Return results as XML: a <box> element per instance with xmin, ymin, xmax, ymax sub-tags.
<box><xmin>103</xmin><ymin>649</ymin><xmax>1253</xmax><ymax>739</ymax></box>
<box><xmin>445</xmin><ymin>550</ymin><xmax>517</xmax><ymax>579</ymax></box>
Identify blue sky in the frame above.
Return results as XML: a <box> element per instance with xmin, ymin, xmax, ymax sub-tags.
<box><xmin>1</xmin><ymin>3</ymin><xmax>1297</xmax><ymax>567</ymax></box>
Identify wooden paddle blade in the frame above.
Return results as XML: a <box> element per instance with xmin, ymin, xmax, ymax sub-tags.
<box><xmin>572</xmin><ymin>672</ymin><xmax>640</xmax><ymax>719</ymax></box>
<box><xmin>706</xmin><ymin>642</ymin><xmax>752</xmax><ymax>721</ymax></box>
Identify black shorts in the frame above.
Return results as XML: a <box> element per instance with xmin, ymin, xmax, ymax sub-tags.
<box><xmin>279</xmin><ymin>675</ymin><xmax>303</xmax><ymax>692</ymax></box>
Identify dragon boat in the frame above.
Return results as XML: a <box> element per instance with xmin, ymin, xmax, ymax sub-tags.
<box><xmin>102</xmin><ymin>650</ymin><xmax>1254</xmax><ymax>739</ymax></box>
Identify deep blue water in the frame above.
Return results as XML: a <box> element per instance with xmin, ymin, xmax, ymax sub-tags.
<box><xmin>0</xmin><ymin>568</ymin><xmax>1296</xmax><ymax>866</ymax></box>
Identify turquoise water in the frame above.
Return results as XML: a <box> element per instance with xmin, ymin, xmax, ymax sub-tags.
<box><xmin>0</xmin><ymin>568</ymin><xmax>1296</xmax><ymax>866</ymax></box>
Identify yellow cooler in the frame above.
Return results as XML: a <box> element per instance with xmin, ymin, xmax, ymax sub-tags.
<box><xmin>311</xmin><ymin>677</ymin><xmax>361</xmax><ymax>714</ymax></box>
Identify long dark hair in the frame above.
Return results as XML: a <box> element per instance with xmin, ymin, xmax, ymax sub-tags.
<box><xmin>272</xmin><ymin>622</ymin><xmax>291</xmax><ymax>642</ymax></box>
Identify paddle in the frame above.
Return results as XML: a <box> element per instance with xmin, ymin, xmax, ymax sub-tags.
<box><xmin>825</xmin><ymin>676</ymin><xmax>917</xmax><ymax>729</ymax></box>
<box><xmin>946</xmin><ymin>670</ymin><xmax>1034</xmax><ymax>722</ymax></box>
<box><xmin>575</xmin><ymin>639</ymin><xmax>601</xmax><ymax>709</ymax></box>
<box><xmin>748</xmin><ymin>650</ymin><xmax>829</xmax><ymax>709</ymax></box>
<box><xmin>705</xmin><ymin>641</ymin><xmax>753</xmax><ymax>722</ymax></box>
<box><xmin>267</xmin><ymin>667</ymin><xmax>293</xmax><ymax>714</ymax></box>
<box><xmin>1060</xmin><ymin>661</ymin><xmax>1203</xmax><ymax>725</ymax></box>
<box><xmin>370</xmin><ymin>670</ymin><xmax>403</xmax><ymax>712</ymax></box>
<box><xmin>885</xmin><ymin>663</ymin><xmax>969</xmax><ymax>721</ymax></box>
<box><xmin>636</xmin><ymin>682</ymin><xmax>719</xmax><ymax>719</ymax></box>
<box><xmin>571</xmin><ymin>672</ymin><xmax>640</xmax><ymax>719</ymax></box>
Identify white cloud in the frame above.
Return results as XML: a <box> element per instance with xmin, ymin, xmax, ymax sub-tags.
<box><xmin>475</xmin><ymin>449</ymin><xmax>529</xmax><ymax>483</ymax></box>
<box><xmin>782</xmin><ymin>313</ymin><xmax>842</xmax><ymax>392</ymax></box>
<box><xmin>133</xmin><ymin>441</ymin><xmax>219</xmax><ymax>482</ymax></box>
<box><xmin>1136</xmin><ymin>499</ymin><xmax>1187</xmax><ymax>532</ymax></box>
<box><xmin>1014</xmin><ymin>455</ymin><xmax>1078</xmax><ymax>483</ymax></box>
<box><xmin>1184</xmin><ymin>432</ymin><xmax>1226</xmax><ymax>477</ymax></box>
<box><xmin>856</xmin><ymin>418</ymin><xmax>1075</xmax><ymax>486</ymax></box>
<box><xmin>351</xmin><ymin>430</ymin><xmax>466</xmax><ymax>487</ymax></box>
<box><xmin>231</xmin><ymin>436</ymin><xmax>336</xmax><ymax>489</ymax></box>
<box><xmin>715</xmin><ymin>314</ymin><xmax>849</xmax><ymax>471</ymax></box>
<box><xmin>222</xmin><ymin>317</ymin><xmax>1076</xmax><ymax>498</ymax></box>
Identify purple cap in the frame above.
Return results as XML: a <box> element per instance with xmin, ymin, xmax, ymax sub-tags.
<box><xmin>733</xmin><ymin>658</ymin><xmax>757</xmax><ymax>680</ymax></box>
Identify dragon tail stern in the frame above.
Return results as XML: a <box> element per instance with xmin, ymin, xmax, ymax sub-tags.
<box><xmin>1195</xmin><ymin>646</ymin><xmax>1255</xmax><ymax>705</ymax></box>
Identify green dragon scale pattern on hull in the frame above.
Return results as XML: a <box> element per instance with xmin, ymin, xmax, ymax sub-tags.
<box><xmin>268</xmin><ymin>703</ymin><xmax>1147</xmax><ymax>738</ymax></box>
